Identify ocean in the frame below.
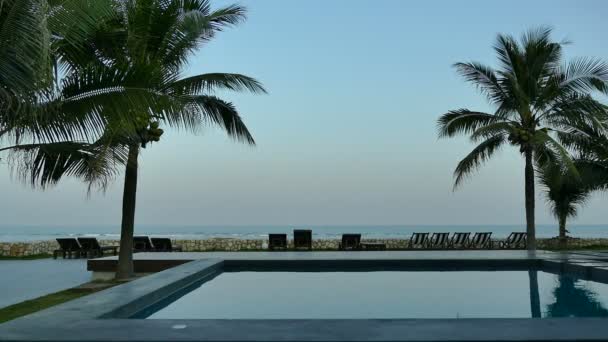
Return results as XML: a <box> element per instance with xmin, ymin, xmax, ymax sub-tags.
<box><xmin>0</xmin><ymin>224</ymin><xmax>607</xmax><ymax>242</ymax></box>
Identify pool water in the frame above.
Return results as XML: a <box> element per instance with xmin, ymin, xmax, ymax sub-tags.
<box><xmin>144</xmin><ymin>271</ymin><xmax>608</xmax><ymax>319</ymax></box>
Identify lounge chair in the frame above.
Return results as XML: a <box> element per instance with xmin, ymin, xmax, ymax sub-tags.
<box><xmin>133</xmin><ymin>236</ymin><xmax>155</xmax><ymax>252</ymax></box>
<box><xmin>339</xmin><ymin>234</ymin><xmax>361</xmax><ymax>250</ymax></box>
<box><xmin>53</xmin><ymin>238</ymin><xmax>82</xmax><ymax>259</ymax></box>
<box><xmin>428</xmin><ymin>233</ymin><xmax>450</xmax><ymax>249</ymax></box>
<box><xmin>468</xmin><ymin>232</ymin><xmax>492</xmax><ymax>249</ymax></box>
<box><xmin>408</xmin><ymin>232</ymin><xmax>429</xmax><ymax>249</ymax></box>
<box><xmin>293</xmin><ymin>229</ymin><xmax>312</xmax><ymax>250</ymax></box>
<box><xmin>268</xmin><ymin>234</ymin><xmax>287</xmax><ymax>250</ymax></box>
<box><xmin>499</xmin><ymin>232</ymin><xmax>527</xmax><ymax>249</ymax></box>
<box><xmin>77</xmin><ymin>237</ymin><xmax>118</xmax><ymax>258</ymax></box>
<box><xmin>449</xmin><ymin>232</ymin><xmax>471</xmax><ymax>249</ymax></box>
<box><xmin>150</xmin><ymin>238</ymin><xmax>183</xmax><ymax>252</ymax></box>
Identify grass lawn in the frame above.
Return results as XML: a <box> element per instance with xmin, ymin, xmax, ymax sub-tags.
<box><xmin>0</xmin><ymin>281</ymin><xmax>122</xmax><ymax>324</ymax></box>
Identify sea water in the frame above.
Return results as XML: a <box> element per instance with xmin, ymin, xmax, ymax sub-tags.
<box><xmin>1</xmin><ymin>224</ymin><xmax>607</xmax><ymax>242</ymax></box>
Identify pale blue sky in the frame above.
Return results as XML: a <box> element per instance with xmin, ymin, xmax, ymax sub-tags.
<box><xmin>1</xmin><ymin>0</ymin><xmax>608</xmax><ymax>226</ymax></box>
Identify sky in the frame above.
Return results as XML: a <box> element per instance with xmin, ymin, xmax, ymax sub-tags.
<box><xmin>1</xmin><ymin>0</ymin><xmax>608</xmax><ymax>227</ymax></box>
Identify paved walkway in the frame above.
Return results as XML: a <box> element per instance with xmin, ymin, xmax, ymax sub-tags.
<box><xmin>0</xmin><ymin>258</ymin><xmax>91</xmax><ymax>308</ymax></box>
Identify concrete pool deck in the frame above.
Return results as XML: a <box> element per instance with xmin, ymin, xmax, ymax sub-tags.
<box><xmin>4</xmin><ymin>250</ymin><xmax>608</xmax><ymax>341</ymax></box>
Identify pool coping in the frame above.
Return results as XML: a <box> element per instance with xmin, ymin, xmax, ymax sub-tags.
<box><xmin>3</xmin><ymin>251</ymin><xmax>608</xmax><ymax>341</ymax></box>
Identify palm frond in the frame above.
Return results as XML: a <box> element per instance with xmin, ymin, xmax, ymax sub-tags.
<box><xmin>437</xmin><ymin>109</ymin><xmax>501</xmax><ymax>138</ymax></box>
<box><xmin>533</xmin><ymin>130</ymin><xmax>578</xmax><ymax>178</ymax></box>
<box><xmin>453</xmin><ymin>62</ymin><xmax>508</xmax><ymax>106</ymax></box>
<box><xmin>560</xmin><ymin>57</ymin><xmax>608</xmax><ymax>94</ymax></box>
<box><xmin>453</xmin><ymin>134</ymin><xmax>505</xmax><ymax>188</ymax></box>
<box><xmin>167</xmin><ymin>73</ymin><xmax>266</xmax><ymax>95</ymax></box>
<box><xmin>48</xmin><ymin>0</ymin><xmax>117</xmax><ymax>69</ymax></box>
<box><xmin>184</xmin><ymin>95</ymin><xmax>255</xmax><ymax>144</ymax></box>
<box><xmin>493</xmin><ymin>33</ymin><xmax>520</xmax><ymax>78</ymax></box>
<box><xmin>470</xmin><ymin>121</ymin><xmax>515</xmax><ymax>142</ymax></box>
<box><xmin>8</xmin><ymin>140</ymin><xmax>128</xmax><ymax>191</ymax></box>
<box><xmin>0</xmin><ymin>0</ymin><xmax>51</xmax><ymax>97</ymax></box>
<box><xmin>158</xmin><ymin>2</ymin><xmax>246</xmax><ymax>68</ymax></box>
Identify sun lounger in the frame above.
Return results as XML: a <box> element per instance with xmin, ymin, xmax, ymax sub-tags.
<box><xmin>499</xmin><ymin>232</ymin><xmax>527</xmax><ymax>249</ymax></box>
<box><xmin>293</xmin><ymin>229</ymin><xmax>312</xmax><ymax>251</ymax></box>
<box><xmin>77</xmin><ymin>237</ymin><xmax>118</xmax><ymax>258</ymax></box>
<box><xmin>428</xmin><ymin>233</ymin><xmax>450</xmax><ymax>249</ymax></box>
<box><xmin>53</xmin><ymin>238</ymin><xmax>82</xmax><ymax>259</ymax></box>
<box><xmin>449</xmin><ymin>232</ymin><xmax>471</xmax><ymax>249</ymax></box>
<box><xmin>469</xmin><ymin>232</ymin><xmax>492</xmax><ymax>249</ymax></box>
<box><xmin>339</xmin><ymin>234</ymin><xmax>362</xmax><ymax>250</ymax></box>
<box><xmin>133</xmin><ymin>236</ymin><xmax>155</xmax><ymax>252</ymax></box>
<box><xmin>150</xmin><ymin>238</ymin><xmax>183</xmax><ymax>252</ymax></box>
<box><xmin>408</xmin><ymin>232</ymin><xmax>430</xmax><ymax>249</ymax></box>
<box><xmin>268</xmin><ymin>234</ymin><xmax>288</xmax><ymax>250</ymax></box>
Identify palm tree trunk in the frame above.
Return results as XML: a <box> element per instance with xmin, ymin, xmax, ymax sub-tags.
<box><xmin>115</xmin><ymin>144</ymin><xmax>139</xmax><ymax>280</ymax></box>
<box><xmin>524</xmin><ymin>149</ymin><xmax>536</xmax><ymax>250</ymax></box>
<box><xmin>558</xmin><ymin>216</ymin><xmax>567</xmax><ymax>248</ymax></box>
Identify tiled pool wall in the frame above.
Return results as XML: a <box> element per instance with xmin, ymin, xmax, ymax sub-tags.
<box><xmin>3</xmin><ymin>237</ymin><xmax>608</xmax><ymax>256</ymax></box>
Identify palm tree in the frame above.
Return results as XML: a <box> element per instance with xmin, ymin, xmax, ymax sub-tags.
<box><xmin>538</xmin><ymin>162</ymin><xmax>597</xmax><ymax>246</ymax></box>
<box><xmin>39</xmin><ymin>0</ymin><xmax>266</xmax><ymax>279</ymax></box>
<box><xmin>0</xmin><ymin>1</ymin><xmax>264</xmax><ymax>279</ymax></box>
<box><xmin>437</xmin><ymin>27</ymin><xmax>608</xmax><ymax>250</ymax></box>
<box><xmin>540</xmin><ymin>115</ymin><xmax>608</xmax><ymax>246</ymax></box>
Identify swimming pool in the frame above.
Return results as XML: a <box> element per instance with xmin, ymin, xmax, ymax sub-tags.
<box><xmin>6</xmin><ymin>253</ymin><xmax>608</xmax><ymax>341</ymax></box>
<box><xmin>137</xmin><ymin>269</ymin><xmax>608</xmax><ymax>319</ymax></box>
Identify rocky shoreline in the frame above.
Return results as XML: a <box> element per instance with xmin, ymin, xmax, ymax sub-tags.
<box><xmin>1</xmin><ymin>237</ymin><xmax>607</xmax><ymax>257</ymax></box>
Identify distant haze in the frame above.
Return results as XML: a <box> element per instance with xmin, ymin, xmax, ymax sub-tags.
<box><xmin>1</xmin><ymin>0</ymin><xmax>608</xmax><ymax>228</ymax></box>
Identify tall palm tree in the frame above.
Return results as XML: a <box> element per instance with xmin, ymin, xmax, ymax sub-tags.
<box><xmin>37</xmin><ymin>0</ymin><xmax>266</xmax><ymax>279</ymax></box>
<box><xmin>437</xmin><ymin>27</ymin><xmax>608</xmax><ymax>250</ymax></box>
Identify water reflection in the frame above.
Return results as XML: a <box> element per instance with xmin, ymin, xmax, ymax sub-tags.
<box><xmin>545</xmin><ymin>275</ymin><xmax>608</xmax><ymax>317</ymax></box>
<box><xmin>528</xmin><ymin>269</ymin><xmax>541</xmax><ymax>318</ymax></box>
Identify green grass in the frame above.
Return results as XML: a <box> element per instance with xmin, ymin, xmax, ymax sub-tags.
<box><xmin>0</xmin><ymin>253</ymin><xmax>52</xmax><ymax>260</ymax></box>
<box><xmin>0</xmin><ymin>282</ymin><xmax>121</xmax><ymax>324</ymax></box>
<box><xmin>0</xmin><ymin>289</ymin><xmax>92</xmax><ymax>323</ymax></box>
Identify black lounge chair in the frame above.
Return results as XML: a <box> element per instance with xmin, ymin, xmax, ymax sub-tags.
<box><xmin>77</xmin><ymin>237</ymin><xmax>118</xmax><ymax>258</ymax></box>
<box><xmin>499</xmin><ymin>232</ymin><xmax>527</xmax><ymax>249</ymax></box>
<box><xmin>449</xmin><ymin>232</ymin><xmax>471</xmax><ymax>249</ymax></box>
<box><xmin>293</xmin><ymin>229</ymin><xmax>312</xmax><ymax>251</ymax></box>
<box><xmin>150</xmin><ymin>238</ymin><xmax>183</xmax><ymax>252</ymax></box>
<box><xmin>339</xmin><ymin>234</ymin><xmax>361</xmax><ymax>250</ymax></box>
<box><xmin>268</xmin><ymin>234</ymin><xmax>288</xmax><ymax>250</ymax></box>
<box><xmin>469</xmin><ymin>232</ymin><xmax>492</xmax><ymax>249</ymax></box>
<box><xmin>408</xmin><ymin>232</ymin><xmax>429</xmax><ymax>249</ymax></box>
<box><xmin>428</xmin><ymin>233</ymin><xmax>450</xmax><ymax>249</ymax></box>
<box><xmin>133</xmin><ymin>236</ymin><xmax>155</xmax><ymax>252</ymax></box>
<box><xmin>53</xmin><ymin>238</ymin><xmax>82</xmax><ymax>259</ymax></box>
